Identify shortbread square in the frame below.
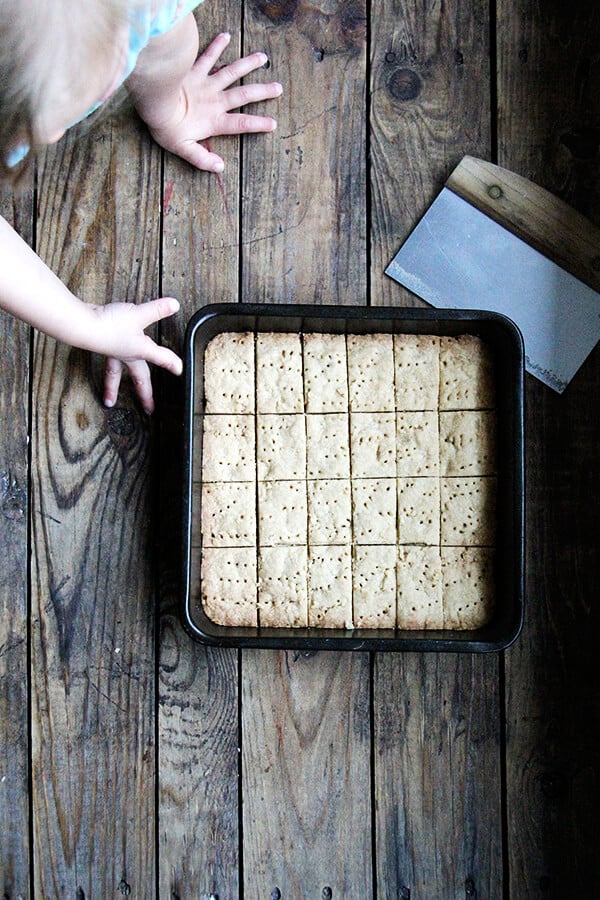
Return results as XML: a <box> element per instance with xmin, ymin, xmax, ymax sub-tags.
<box><xmin>308</xmin><ymin>546</ymin><xmax>353</xmax><ymax>628</ymax></box>
<box><xmin>200</xmin><ymin>481</ymin><xmax>256</xmax><ymax>547</ymax></box>
<box><xmin>441</xmin><ymin>546</ymin><xmax>495</xmax><ymax>628</ymax></box>
<box><xmin>303</xmin><ymin>333</ymin><xmax>348</xmax><ymax>412</ymax></box>
<box><xmin>394</xmin><ymin>334</ymin><xmax>440</xmax><ymax>411</ymax></box>
<box><xmin>440</xmin><ymin>477</ymin><xmax>496</xmax><ymax>546</ymax></box>
<box><xmin>256</xmin><ymin>333</ymin><xmax>304</xmax><ymax>412</ymax></box>
<box><xmin>351</xmin><ymin>478</ymin><xmax>396</xmax><ymax>544</ymax></box>
<box><xmin>396</xmin><ymin>411</ymin><xmax>439</xmax><ymax>476</ymax></box>
<box><xmin>202</xmin><ymin>415</ymin><xmax>255</xmax><ymax>482</ymax></box>
<box><xmin>201</xmin><ymin>547</ymin><xmax>257</xmax><ymax>626</ymax></box>
<box><xmin>353</xmin><ymin>545</ymin><xmax>396</xmax><ymax>628</ymax></box>
<box><xmin>396</xmin><ymin>546</ymin><xmax>444</xmax><ymax>629</ymax></box>
<box><xmin>439</xmin><ymin>334</ymin><xmax>495</xmax><ymax>409</ymax></box>
<box><xmin>347</xmin><ymin>333</ymin><xmax>395</xmax><ymax>412</ymax></box>
<box><xmin>397</xmin><ymin>477</ymin><xmax>440</xmax><ymax>545</ymax></box>
<box><xmin>257</xmin><ymin>414</ymin><xmax>306</xmax><ymax>480</ymax></box>
<box><xmin>203</xmin><ymin>332</ymin><xmax>255</xmax><ymax>414</ymax></box>
<box><xmin>306</xmin><ymin>413</ymin><xmax>350</xmax><ymax>479</ymax></box>
<box><xmin>307</xmin><ymin>479</ymin><xmax>352</xmax><ymax>545</ymax></box>
<box><xmin>439</xmin><ymin>410</ymin><xmax>496</xmax><ymax>476</ymax></box>
<box><xmin>350</xmin><ymin>413</ymin><xmax>396</xmax><ymax>478</ymax></box>
<box><xmin>258</xmin><ymin>546</ymin><xmax>308</xmax><ymax>627</ymax></box>
<box><xmin>258</xmin><ymin>480</ymin><xmax>307</xmax><ymax>546</ymax></box>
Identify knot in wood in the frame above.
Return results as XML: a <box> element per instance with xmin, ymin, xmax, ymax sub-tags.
<box><xmin>340</xmin><ymin>8</ymin><xmax>367</xmax><ymax>44</ymax></box>
<box><xmin>322</xmin><ymin>888</ymin><xmax>333</xmax><ymax>899</ymax></box>
<box><xmin>107</xmin><ymin>407</ymin><xmax>136</xmax><ymax>437</ymax></box>
<box><xmin>487</xmin><ymin>184</ymin><xmax>503</xmax><ymax>201</ymax></box>
<box><xmin>465</xmin><ymin>877</ymin><xmax>476</xmax><ymax>896</ymax></box>
<box><xmin>76</xmin><ymin>410</ymin><xmax>90</xmax><ymax>431</ymax></box>
<box><xmin>251</xmin><ymin>0</ymin><xmax>298</xmax><ymax>24</ymax></box>
<box><xmin>387</xmin><ymin>68</ymin><xmax>422</xmax><ymax>101</ymax></box>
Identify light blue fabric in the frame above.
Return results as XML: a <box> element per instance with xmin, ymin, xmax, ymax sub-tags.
<box><xmin>7</xmin><ymin>0</ymin><xmax>202</xmax><ymax>166</ymax></box>
<box><xmin>125</xmin><ymin>0</ymin><xmax>202</xmax><ymax>84</ymax></box>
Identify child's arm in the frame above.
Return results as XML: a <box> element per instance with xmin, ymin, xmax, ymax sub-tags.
<box><xmin>125</xmin><ymin>15</ymin><xmax>282</xmax><ymax>172</ymax></box>
<box><xmin>0</xmin><ymin>215</ymin><xmax>182</xmax><ymax>414</ymax></box>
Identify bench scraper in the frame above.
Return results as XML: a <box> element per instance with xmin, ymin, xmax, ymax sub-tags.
<box><xmin>386</xmin><ymin>156</ymin><xmax>600</xmax><ymax>392</ymax></box>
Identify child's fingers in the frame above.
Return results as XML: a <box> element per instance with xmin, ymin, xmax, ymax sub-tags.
<box><xmin>210</xmin><ymin>51</ymin><xmax>272</xmax><ymax>89</ymax></box>
<box><xmin>125</xmin><ymin>359</ymin><xmax>155</xmax><ymax>415</ymax></box>
<box><xmin>196</xmin><ymin>31</ymin><xmax>232</xmax><ymax>75</ymax></box>
<box><xmin>214</xmin><ymin>112</ymin><xmax>278</xmax><ymax>136</ymax></box>
<box><xmin>141</xmin><ymin>339</ymin><xmax>183</xmax><ymax>376</ymax></box>
<box><xmin>137</xmin><ymin>296</ymin><xmax>180</xmax><ymax>328</ymax></box>
<box><xmin>222</xmin><ymin>81</ymin><xmax>283</xmax><ymax>111</ymax></box>
<box><xmin>104</xmin><ymin>357</ymin><xmax>124</xmax><ymax>409</ymax></box>
<box><xmin>177</xmin><ymin>141</ymin><xmax>226</xmax><ymax>173</ymax></box>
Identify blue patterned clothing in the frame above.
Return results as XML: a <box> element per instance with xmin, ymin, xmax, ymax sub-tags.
<box><xmin>125</xmin><ymin>0</ymin><xmax>202</xmax><ymax>85</ymax></box>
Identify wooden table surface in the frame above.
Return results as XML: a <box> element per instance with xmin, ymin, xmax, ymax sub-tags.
<box><xmin>1</xmin><ymin>1</ymin><xmax>599</xmax><ymax>896</ymax></box>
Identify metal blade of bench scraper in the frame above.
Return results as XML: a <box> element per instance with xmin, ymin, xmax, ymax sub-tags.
<box><xmin>385</xmin><ymin>188</ymin><xmax>600</xmax><ymax>392</ymax></box>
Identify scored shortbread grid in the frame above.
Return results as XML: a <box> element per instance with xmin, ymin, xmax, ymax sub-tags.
<box><xmin>198</xmin><ymin>331</ymin><xmax>497</xmax><ymax>630</ymax></box>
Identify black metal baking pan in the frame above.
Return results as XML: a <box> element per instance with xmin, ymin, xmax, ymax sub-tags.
<box><xmin>181</xmin><ymin>303</ymin><xmax>524</xmax><ymax>651</ymax></box>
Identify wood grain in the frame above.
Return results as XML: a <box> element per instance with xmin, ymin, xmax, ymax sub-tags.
<box><xmin>242</xmin><ymin>650</ymin><xmax>372</xmax><ymax>896</ymax></box>
<box><xmin>369</xmin><ymin>2</ymin><xmax>503</xmax><ymax>895</ymax></box>
<box><xmin>374</xmin><ymin>654</ymin><xmax>503</xmax><ymax>897</ymax></box>
<box><xmin>30</xmin><ymin>110</ymin><xmax>160</xmax><ymax>894</ymax></box>
<box><xmin>157</xmin><ymin>4</ymin><xmax>243</xmax><ymax>895</ymax></box>
<box><xmin>498</xmin><ymin>1</ymin><xmax>600</xmax><ymax>892</ymax></box>
<box><xmin>0</xmin><ymin>187</ymin><xmax>33</xmax><ymax>897</ymax></box>
<box><xmin>370</xmin><ymin>0</ymin><xmax>492</xmax><ymax>308</ymax></box>
<box><xmin>242</xmin><ymin>0</ymin><xmax>368</xmax><ymax>305</ymax></box>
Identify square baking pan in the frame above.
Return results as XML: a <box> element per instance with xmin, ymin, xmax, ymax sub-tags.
<box><xmin>181</xmin><ymin>303</ymin><xmax>524</xmax><ymax>651</ymax></box>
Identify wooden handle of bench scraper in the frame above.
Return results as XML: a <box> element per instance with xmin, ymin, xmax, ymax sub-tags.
<box><xmin>446</xmin><ymin>156</ymin><xmax>600</xmax><ymax>294</ymax></box>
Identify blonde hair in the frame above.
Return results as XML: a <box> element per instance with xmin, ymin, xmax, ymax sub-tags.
<box><xmin>0</xmin><ymin>0</ymin><xmax>132</xmax><ymax>181</ymax></box>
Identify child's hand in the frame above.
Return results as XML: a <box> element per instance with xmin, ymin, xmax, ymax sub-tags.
<box><xmin>144</xmin><ymin>32</ymin><xmax>283</xmax><ymax>172</ymax></box>
<box><xmin>91</xmin><ymin>297</ymin><xmax>183</xmax><ymax>415</ymax></box>
<box><xmin>0</xmin><ymin>218</ymin><xmax>181</xmax><ymax>415</ymax></box>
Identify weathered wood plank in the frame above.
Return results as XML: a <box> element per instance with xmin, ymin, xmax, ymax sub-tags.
<box><xmin>370</xmin><ymin>0</ymin><xmax>492</xmax><ymax>308</ymax></box>
<box><xmin>157</xmin><ymin>5</ymin><xmax>244</xmax><ymax>893</ymax></box>
<box><xmin>497</xmin><ymin>1</ymin><xmax>600</xmax><ymax>892</ymax></box>
<box><xmin>30</xmin><ymin>111</ymin><xmax>160</xmax><ymax>894</ymax></box>
<box><xmin>370</xmin><ymin>2</ymin><xmax>503</xmax><ymax>896</ymax></box>
<box><xmin>242</xmin><ymin>0</ymin><xmax>368</xmax><ymax>304</ymax></box>
<box><xmin>239</xmin><ymin>1</ymin><xmax>372</xmax><ymax>893</ymax></box>
<box><xmin>242</xmin><ymin>650</ymin><xmax>372</xmax><ymax>896</ymax></box>
<box><xmin>374</xmin><ymin>654</ymin><xmax>502</xmax><ymax>897</ymax></box>
<box><xmin>158</xmin><ymin>624</ymin><xmax>239</xmax><ymax>897</ymax></box>
<box><xmin>0</xmin><ymin>187</ymin><xmax>33</xmax><ymax>898</ymax></box>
